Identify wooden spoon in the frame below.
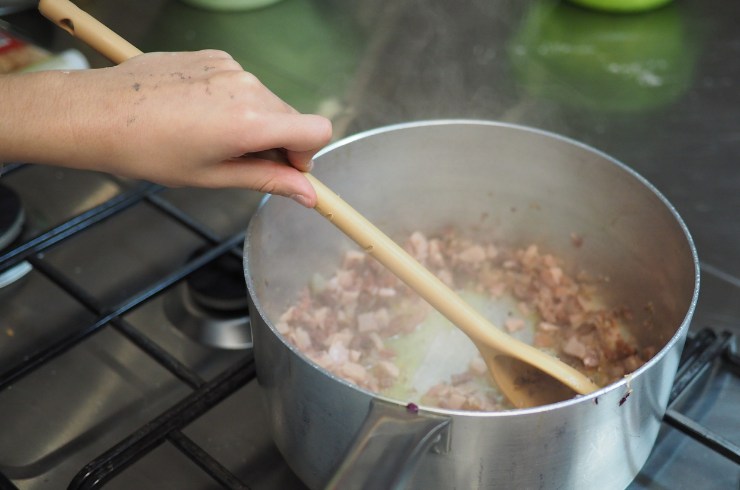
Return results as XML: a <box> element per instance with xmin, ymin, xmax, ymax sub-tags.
<box><xmin>39</xmin><ymin>0</ymin><xmax>600</xmax><ymax>408</ymax></box>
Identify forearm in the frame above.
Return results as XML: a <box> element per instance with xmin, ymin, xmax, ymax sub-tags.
<box><xmin>1</xmin><ymin>71</ymin><xmax>59</xmax><ymax>164</ymax></box>
<box><xmin>0</xmin><ymin>70</ymin><xmax>91</xmax><ymax>167</ymax></box>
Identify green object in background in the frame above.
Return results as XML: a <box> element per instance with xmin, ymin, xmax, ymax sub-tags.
<box><xmin>179</xmin><ymin>0</ymin><xmax>284</xmax><ymax>12</ymax></box>
<box><xmin>508</xmin><ymin>1</ymin><xmax>697</xmax><ymax>113</ymax></box>
<box><xmin>143</xmin><ymin>0</ymin><xmax>362</xmax><ymax>114</ymax></box>
<box><xmin>568</xmin><ymin>0</ymin><xmax>673</xmax><ymax>14</ymax></box>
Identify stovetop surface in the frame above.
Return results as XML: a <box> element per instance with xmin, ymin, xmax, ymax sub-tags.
<box><xmin>1</xmin><ymin>0</ymin><xmax>739</xmax><ymax>488</ymax></box>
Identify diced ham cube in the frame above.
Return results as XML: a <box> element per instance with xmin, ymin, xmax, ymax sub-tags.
<box><xmin>328</xmin><ymin>341</ymin><xmax>349</xmax><ymax>364</ymax></box>
<box><xmin>458</xmin><ymin>245</ymin><xmax>486</xmax><ymax>264</ymax></box>
<box><xmin>538</xmin><ymin>321</ymin><xmax>559</xmax><ymax>332</ymax></box>
<box><xmin>562</xmin><ymin>335</ymin><xmax>587</xmax><ymax>360</ymax></box>
<box><xmin>505</xmin><ymin>317</ymin><xmax>525</xmax><ymax>332</ymax></box>
<box><xmin>409</xmin><ymin>231</ymin><xmax>429</xmax><ymax>262</ymax></box>
<box><xmin>376</xmin><ymin>360</ymin><xmax>400</xmax><ymax>379</ymax></box>
<box><xmin>339</xmin><ymin>362</ymin><xmax>368</xmax><ymax>385</ymax></box>
<box><xmin>292</xmin><ymin>328</ymin><xmax>312</xmax><ymax>351</ymax></box>
<box><xmin>356</xmin><ymin>312</ymin><xmax>378</xmax><ymax>332</ymax></box>
<box><xmin>343</xmin><ymin>249</ymin><xmax>366</xmax><ymax>267</ymax></box>
<box><xmin>337</xmin><ymin>269</ymin><xmax>355</xmax><ymax>289</ymax></box>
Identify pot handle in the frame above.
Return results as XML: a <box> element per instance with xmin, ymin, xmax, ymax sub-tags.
<box><xmin>326</xmin><ymin>399</ymin><xmax>451</xmax><ymax>490</ymax></box>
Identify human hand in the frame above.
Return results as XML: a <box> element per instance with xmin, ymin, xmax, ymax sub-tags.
<box><xmin>0</xmin><ymin>50</ymin><xmax>332</xmax><ymax>206</ymax></box>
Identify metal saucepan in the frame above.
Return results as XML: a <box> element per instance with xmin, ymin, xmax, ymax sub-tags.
<box><xmin>244</xmin><ymin>120</ymin><xmax>699</xmax><ymax>489</ymax></box>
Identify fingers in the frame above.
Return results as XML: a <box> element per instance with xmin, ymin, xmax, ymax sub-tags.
<box><xmin>241</xmin><ymin>112</ymin><xmax>332</xmax><ymax>156</ymax></box>
<box><xmin>282</xmin><ymin>115</ymin><xmax>331</xmax><ymax>171</ymax></box>
<box><xmin>180</xmin><ymin>56</ymin><xmax>332</xmax><ymax>170</ymax></box>
<box><xmin>243</xmin><ymin>148</ymin><xmax>314</xmax><ymax>173</ymax></box>
<box><xmin>205</xmin><ymin>157</ymin><xmax>318</xmax><ymax>207</ymax></box>
<box><xmin>232</xmin><ymin>112</ymin><xmax>332</xmax><ymax>173</ymax></box>
<box><xmin>284</xmin><ymin>149</ymin><xmax>318</xmax><ymax>172</ymax></box>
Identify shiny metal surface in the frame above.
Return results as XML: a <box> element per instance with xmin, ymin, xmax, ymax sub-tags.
<box><xmin>244</xmin><ymin>121</ymin><xmax>699</xmax><ymax>489</ymax></box>
<box><xmin>0</xmin><ymin>167</ymin><xmax>263</xmax><ymax>488</ymax></box>
<box><xmin>163</xmin><ymin>285</ymin><xmax>252</xmax><ymax>350</ymax></box>
<box><xmin>1</xmin><ymin>0</ymin><xmax>739</xmax><ymax>488</ymax></box>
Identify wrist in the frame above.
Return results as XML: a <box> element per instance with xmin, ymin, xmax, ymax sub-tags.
<box><xmin>0</xmin><ymin>69</ymin><xmax>118</xmax><ymax>172</ymax></box>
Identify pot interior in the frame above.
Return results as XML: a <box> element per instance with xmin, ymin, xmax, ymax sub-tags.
<box><xmin>246</xmin><ymin>120</ymin><xmax>698</xmax><ymax>402</ymax></box>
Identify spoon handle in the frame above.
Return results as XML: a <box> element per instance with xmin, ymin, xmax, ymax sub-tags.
<box><xmin>39</xmin><ymin>0</ymin><xmax>140</xmax><ymax>64</ymax></box>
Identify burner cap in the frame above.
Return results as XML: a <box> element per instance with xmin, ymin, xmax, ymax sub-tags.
<box><xmin>0</xmin><ymin>183</ymin><xmax>24</xmax><ymax>251</ymax></box>
<box><xmin>164</xmin><ymin>248</ymin><xmax>252</xmax><ymax>350</ymax></box>
<box><xmin>164</xmin><ymin>286</ymin><xmax>252</xmax><ymax>350</ymax></box>
<box><xmin>186</xmin><ymin>250</ymin><xmax>249</xmax><ymax>312</ymax></box>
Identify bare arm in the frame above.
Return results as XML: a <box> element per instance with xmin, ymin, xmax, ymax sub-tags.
<box><xmin>0</xmin><ymin>50</ymin><xmax>332</xmax><ymax>207</ymax></box>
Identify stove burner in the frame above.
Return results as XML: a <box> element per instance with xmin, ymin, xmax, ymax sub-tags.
<box><xmin>164</xmin><ymin>249</ymin><xmax>251</xmax><ymax>350</ymax></box>
<box><xmin>186</xmin><ymin>250</ymin><xmax>249</xmax><ymax>312</ymax></box>
<box><xmin>0</xmin><ymin>183</ymin><xmax>32</xmax><ymax>289</ymax></box>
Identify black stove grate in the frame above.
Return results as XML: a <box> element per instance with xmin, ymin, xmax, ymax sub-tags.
<box><xmin>0</xmin><ymin>164</ymin><xmax>256</xmax><ymax>489</ymax></box>
<box><xmin>0</xmin><ymin>164</ymin><xmax>738</xmax><ymax>489</ymax></box>
<box><xmin>69</xmin><ymin>357</ymin><xmax>254</xmax><ymax>490</ymax></box>
<box><xmin>664</xmin><ymin>329</ymin><xmax>740</xmax><ymax>465</ymax></box>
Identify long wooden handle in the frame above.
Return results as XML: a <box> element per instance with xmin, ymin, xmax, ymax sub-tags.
<box><xmin>39</xmin><ymin>0</ymin><xmax>142</xmax><ymax>63</ymax></box>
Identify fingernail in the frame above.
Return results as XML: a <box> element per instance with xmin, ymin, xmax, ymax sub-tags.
<box><xmin>290</xmin><ymin>194</ymin><xmax>312</xmax><ymax>207</ymax></box>
<box><xmin>305</xmin><ymin>159</ymin><xmax>315</xmax><ymax>172</ymax></box>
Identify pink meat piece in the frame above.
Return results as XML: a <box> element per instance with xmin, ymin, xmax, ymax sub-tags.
<box><xmin>562</xmin><ymin>335</ymin><xmax>587</xmax><ymax>360</ymax></box>
<box><xmin>538</xmin><ymin>321</ymin><xmax>560</xmax><ymax>332</ymax></box>
<box><xmin>408</xmin><ymin>231</ymin><xmax>429</xmax><ymax>263</ymax></box>
<box><xmin>376</xmin><ymin>360</ymin><xmax>400</xmax><ymax>380</ymax></box>
<box><xmin>505</xmin><ymin>317</ymin><xmax>526</xmax><ymax>332</ymax></box>
<box><xmin>339</xmin><ymin>362</ymin><xmax>368</xmax><ymax>385</ymax></box>
<box><xmin>357</xmin><ymin>308</ymin><xmax>389</xmax><ymax>332</ymax></box>
<box><xmin>336</xmin><ymin>269</ymin><xmax>355</xmax><ymax>289</ymax></box>
<box><xmin>428</xmin><ymin>239</ymin><xmax>446</xmax><ymax>267</ymax></box>
<box><xmin>292</xmin><ymin>327</ymin><xmax>312</xmax><ymax>351</ymax></box>
<box><xmin>343</xmin><ymin>249</ymin><xmax>366</xmax><ymax>268</ymax></box>
<box><xmin>458</xmin><ymin>245</ymin><xmax>486</xmax><ymax>264</ymax></box>
<box><xmin>328</xmin><ymin>341</ymin><xmax>350</xmax><ymax>364</ymax></box>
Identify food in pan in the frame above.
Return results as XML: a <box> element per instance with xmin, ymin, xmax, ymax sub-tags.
<box><xmin>276</xmin><ymin>228</ymin><xmax>656</xmax><ymax>411</ymax></box>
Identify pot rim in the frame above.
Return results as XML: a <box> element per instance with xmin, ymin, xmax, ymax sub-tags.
<box><xmin>244</xmin><ymin>118</ymin><xmax>700</xmax><ymax>417</ymax></box>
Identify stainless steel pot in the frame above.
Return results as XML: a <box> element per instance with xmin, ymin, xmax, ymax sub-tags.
<box><xmin>243</xmin><ymin>120</ymin><xmax>699</xmax><ymax>489</ymax></box>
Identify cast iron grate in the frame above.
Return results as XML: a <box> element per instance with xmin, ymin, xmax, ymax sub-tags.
<box><xmin>0</xmin><ymin>163</ymin><xmax>738</xmax><ymax>489</ymax></box>
<box><xmin>664</xmin><ymin>328</ymin><xmax>740</xmax><ymax>465</ymax></box>
<box><xmin>0</xmin><ymin>164</ymin><xmax>254</xmax><ymax>489</ymax></box>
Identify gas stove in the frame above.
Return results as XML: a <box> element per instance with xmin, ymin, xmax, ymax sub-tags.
<box><xmin>2</xmin><ymin>0</ymin><xmax>740</xmax><ymax>487</ymax></box>
<box><xmin>0</xmin><ymin>160</ymin><xmax>738</xmax><ymax>490</ymax></box>
<box><xmin>0</xmin><ymin>164</ymin><xmax>298</xmax><ymax>489</ymax></box>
